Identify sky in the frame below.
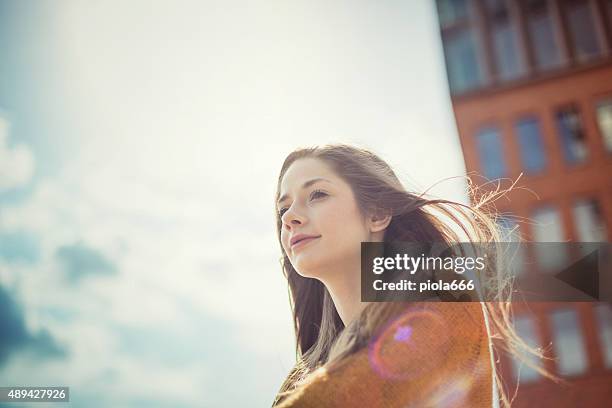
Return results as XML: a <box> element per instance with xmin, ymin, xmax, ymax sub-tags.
<box><xmin>0</xmin><ymin>1</ymin><xmax>468</xmax><ymax>407</ymax></box>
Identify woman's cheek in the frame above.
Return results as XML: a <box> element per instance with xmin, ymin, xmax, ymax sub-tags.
<box><xmin>281</xmin><ymin>233</ymin><xmax>290</xmax><ymax>255</ymax></box>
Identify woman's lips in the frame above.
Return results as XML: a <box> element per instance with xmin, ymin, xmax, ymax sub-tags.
<box><xmin>292</xmin><ymin>236</ymin><xmax>320</xmax><ymax>251</ymax></box>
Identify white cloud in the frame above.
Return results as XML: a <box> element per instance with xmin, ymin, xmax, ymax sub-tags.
<box><xmin>0</xmin><ymin>117</ymin><xmax>35</xmax><ymax>192</ymax></box>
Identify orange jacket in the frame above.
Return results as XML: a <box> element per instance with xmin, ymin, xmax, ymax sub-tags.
<box><xmin>274</xmin><ymin>302</ymin><xmax>494</xmax><ymax>408</ymax></box>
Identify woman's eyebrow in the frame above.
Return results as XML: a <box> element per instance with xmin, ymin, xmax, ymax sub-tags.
<box><xmin>277</xmin><ymin>178</ymin><xmax>331</xmax><ymax>206</ymax></box>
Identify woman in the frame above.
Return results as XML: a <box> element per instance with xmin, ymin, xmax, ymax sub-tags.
<box><xmin>272</xmin><ymin>144</ymin><xmax>553</xmax><ymax>408</ymax></box>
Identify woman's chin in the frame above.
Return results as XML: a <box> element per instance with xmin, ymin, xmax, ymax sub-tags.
<box><xmin>294</xmin><ymin>265</ymin><xmax>320</xmax><ymax>279</ymax></box>
<box><xmin>293</xmin><ymin>257</ymin><xmax>326</xmax><ymax>279</ymax></box>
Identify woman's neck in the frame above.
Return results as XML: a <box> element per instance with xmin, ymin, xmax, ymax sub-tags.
<box><xmin>321</xmin><ymin>266</ymin><xmax>371</xmax><ymax>326</ymax></box>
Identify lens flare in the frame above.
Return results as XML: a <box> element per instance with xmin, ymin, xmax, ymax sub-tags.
<box><xmin>417</xmin><ymin>360</ymin><xmax>488</xmax><ymax>408</ymax></box>
<box><xmin>368</xmin><ymin>307</ymin><xmax>451</xmax><ymax>381</ymax></box>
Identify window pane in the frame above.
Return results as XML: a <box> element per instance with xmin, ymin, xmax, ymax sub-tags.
<box><xmin>438</xmin><ymin>0</ymin><xmax>470</xmax><ymax>26</ymax></box>
<box><xmin>512</xmin><ymin>315</ymin><xmax>542</xmax><ymax>383</ymax></box>
<box><xmin>573</xmin><ymin>199</ymin><xmax>608</xmax><ymax>242</ymax></box>
<box><xmin>595</xmin><ymin>303</ymin><xmax>612</xmax><ymax>368</ymax></box>
<box><xmin>531</xmin><ymin>206</ymin><xmax>568</xmax><ymax>271</ymax></box>
<box><xmin>515</xmin><ymin>117</ymin><xmax>547</xmax><ymax>174</ymax></box>
<box><xmin>497</xmin><ymin>214</ymin><xmax>522</xmax><ymax>241</ymax></box>
<box><xmin>443</xmin><ymin>29</ymin><xmax>484</xmax><ymax>93</ymax></box>
<box><xmin>566</xmin><ymin>0</ymin><xmax>601</xmax><ymax>61</ymax></box>
<box><xmin>550</xmin><ymin>309</ymin><xmax>588</xmax><ymax>376</ymax></box>
<box><xmin>595</xmin><ymin>98</ymin><xmax>612</xmax><ymax>152</ymax></box>
<box><xmin>484</xmin><ymin>0</ymin><xmax>507</xmax><ymax>15</ymax></box>
<box><xmin>555</xmin><ymin>107</ymin><xmax>588</xmax><ymax>164</ymax></box>
<box><xmin>496</xmin><ymin>215</ymin><xmax>526</xmax><ymax>276</ymax></box>
<box><xmin>476</xmin><ymin>127</ymin><xmax>507</xmax><ymax>179</ymax></box>
<box><xmin>492</xmin><ymin>22</ymin><xmax>524</xmax><ymax>81</ymax></box>
<box><xmin>527</xmin><ymin>9</ymin><xmax>563</xmax><ymax>70</ymax></box>
<box><xmin>532</xmin><ymin>206</ymin><xmax>565</xmax><ymax>241</ymax></box>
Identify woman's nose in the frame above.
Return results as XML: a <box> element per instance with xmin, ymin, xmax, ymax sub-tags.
<box><xmin>282</xmin><ymin>206</ymin><xmax>306</xmax><ymax>228</ymax></box>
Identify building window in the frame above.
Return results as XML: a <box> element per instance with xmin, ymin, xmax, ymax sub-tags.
<box><xmin>515</xmin><ymin>117</ymin><xmax>547</xmax><ymax>174</ymax></box>
<box><xmin>476</xmin><ymin>127</ymin><xmax>507</xmax><ymax>179</ymax></box>
<box><xmin>550</xmin><ymin>309</ymin><xmax>588</xmax><ymax>376</ymax></box>
<box><xmin>497</xmin><ymin>214</ymin><xmax>522</xmax><ymax>241</ymax></box>
<box><xmin>595</xmin><ymin>98</ymin><xmax>612</xmax><ymax>153</ymax></box>
<box><xmin>555</xmin><ymin>106</ymin><xmax>588</xmax><ymax>164</ymax></box>
<box><xmin>524</xmin><ymin>0</ymin><xmax>563</xmax><ymax>71</ymax></box>
<box><xmin>438</xmin><ymin>0</ymin><xmax>485</xmax><ymax>93</ymax></box>
<box><xmin>573</xmin><ymin>199</ymin><xmax>608</xmax><ymax>242</ymax></box>
<box><xmin>531</xmin><ymin>206</ymin><xmax>568</xmax><ymax>271</ymax></box>
<box><xmin>563</xmin><ymin>0</ymin><xmax>602</xmax><ymax>62</ymax></box>
<box><xmin>595</xmin><ymin>303</ymin><xmax>612</xmax><ymax>369</ymax></box>
<box><xmin>512</xmin><ymin>314</ymin><xmax>543</xmax><ymax>383</ymax></box>
<box><xmin>531</xmin><ymin>206</ymin><xmax>565</xmax><ymax>241</ymax></box>
<box><xmin>438</xmin><ymin>0</ymin><xmax>470</xmax><ymax>26</ymax></box>
<box><xmin>442</xmin><ymin>29</ymin><xmax>484</xmax><ymax>93</ymax></box>
<box><xmin>485</xmin><ymin>0</ymin><xmax>524</xmax><ymax>81</ymax></box>
<box><xmin>496</xmin><ymin>214</ymin><xmax>526</xmax><ymax>276</ymax></box>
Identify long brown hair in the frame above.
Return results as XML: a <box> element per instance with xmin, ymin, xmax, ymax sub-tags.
<box><xmin>272</xmin><ymin>144</ymin><xmax>559</xmax><ymax>407</ymax></box>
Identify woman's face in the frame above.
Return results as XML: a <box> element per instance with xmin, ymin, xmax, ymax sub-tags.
<box><xmin>277</xmin><ymin>157</ymin><xmax>373</xmax><ymax>279</ymax></box>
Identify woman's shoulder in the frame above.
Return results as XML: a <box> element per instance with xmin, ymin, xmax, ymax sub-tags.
<box><xmin>275</xmin><ymin>301</ymin><xmax>493</xmax><ymax>408</ymax></box>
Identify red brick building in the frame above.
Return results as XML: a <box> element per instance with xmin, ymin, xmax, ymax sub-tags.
<box><xmin>435</xmin><ymin>0</ymin><xmax>612</xmax><ymax>406</ymax></box>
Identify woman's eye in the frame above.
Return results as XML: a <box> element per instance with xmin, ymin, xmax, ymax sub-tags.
<box><xmin>310</xmin><ymin>190</ymin><xmax>327</xmax><ymax>200</ymax></box>
<box><xmin>278</xmin><ymin>191</ymin><xmax>327</xmax><ymax>218</ymax></box>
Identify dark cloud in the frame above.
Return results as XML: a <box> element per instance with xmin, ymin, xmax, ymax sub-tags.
<box><xmin>55</xmin><ymin>241</ymin><xmax>117</xmax><ymax>282</ymax></box>
<box><xmin>0</xmin><ymin>231</ymin><xmax>40</xmax><ymax>263</ymax></box>
<box><xmin>0</xmin><ymin>285</ymin><xmax>66</xmax><ymax>367</ymax></box>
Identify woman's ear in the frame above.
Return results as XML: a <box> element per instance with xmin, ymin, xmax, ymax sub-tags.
<box><xmin>368</xmin><ymin>209</ymin><xmax>392</xmax><ymax>233</ymax></box>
